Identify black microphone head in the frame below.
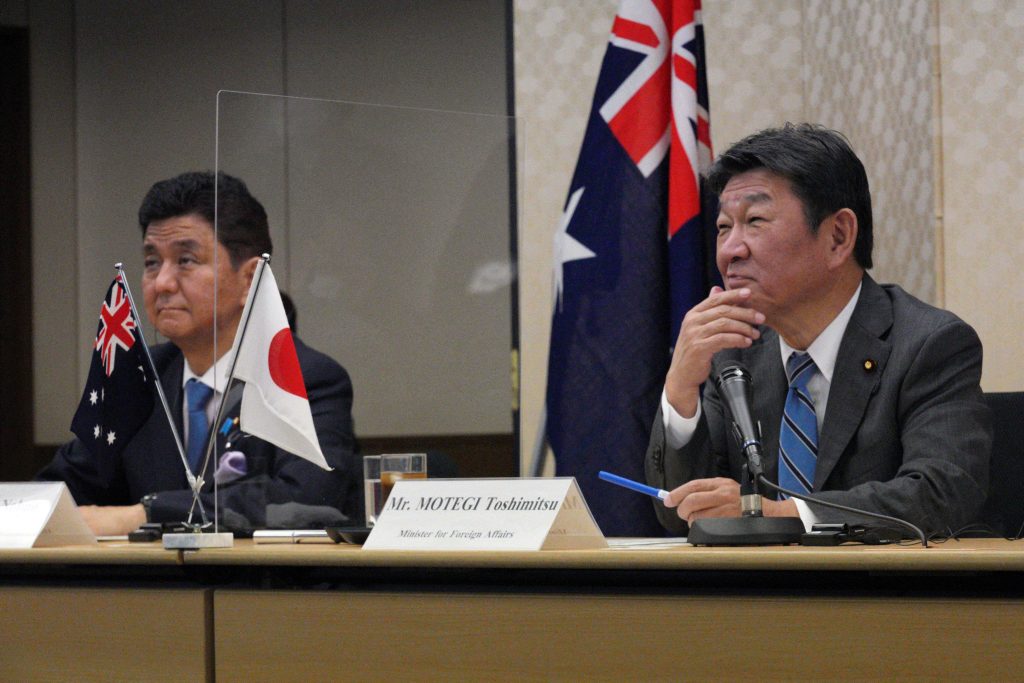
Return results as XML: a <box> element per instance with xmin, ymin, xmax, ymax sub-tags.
<box><xmin>714</xmin><ymin>363</ymin><xmax>759</xmax><ymax>449</ymax></box>
<box><xmin>715</xmin><ymin>363</ymin><xmax>751</xmax><ymax>394</ymax></box>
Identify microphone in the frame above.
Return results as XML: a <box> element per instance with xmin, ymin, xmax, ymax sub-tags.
<box><xmin>714</xmin><ymin>364</ymin><xmax>764</xmax><ymax>480</ymax></box>
<box><xmin>714</xmin><ymin>363</ymin><xmax>764</xmax><ymax>517</ymax></box>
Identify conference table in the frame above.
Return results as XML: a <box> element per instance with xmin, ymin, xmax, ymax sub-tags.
<box><xmin>3</xmin><ymin>538</ymin><xmax>1024</xmax><ymax>681</ymax></box>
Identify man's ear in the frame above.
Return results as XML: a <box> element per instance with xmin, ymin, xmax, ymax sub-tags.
<box><xmin>240</xmin><ymin>256</ymin><xmax>261</xmax><ymax>300</ymax></box>
<box><xmin>826</xmin><ymin>208</ymin><xmax>858</xmax><ymax>269</ymax></box>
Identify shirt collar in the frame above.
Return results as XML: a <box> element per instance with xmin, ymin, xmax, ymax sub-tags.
<box><xmin>181</xmin><ymin>350</ymin><xmax>234</xmax><ymax>395</ymax></box>
<box><xmin>778</xmin><ymin>282</ymin><xmax>862</xmax><ymax>384</ymax></box>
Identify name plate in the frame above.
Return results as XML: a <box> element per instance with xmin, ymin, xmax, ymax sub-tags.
<box><xmin>0</xmin><ymin>482</ymin><xmax>96</xmax><ymax>548</ymax></box>
<box><xmin>362</xmin><ymin>477</ymin><xmax>607</xmax><ymax>551</ymax></box>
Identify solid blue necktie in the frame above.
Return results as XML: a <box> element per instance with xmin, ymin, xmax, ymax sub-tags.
<box><xmin>185</xmin><ymin>379</ymin><xmax>214</xmax><ymax>473</ymax></box>
<box><xmin>778</xmin><ymin>352</ymin><xmax>819</xmax><ymax>498</ymax></box>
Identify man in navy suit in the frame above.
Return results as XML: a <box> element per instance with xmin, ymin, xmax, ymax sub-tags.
<box><xmin>645</xmin><ymin>124</ymin><xmax>991</xmax><ymax>536</ymax></box>
<box><xmin>38</xmin><ymin>172</ymin><xmax>358</xmax><ymax>535</ymax></box>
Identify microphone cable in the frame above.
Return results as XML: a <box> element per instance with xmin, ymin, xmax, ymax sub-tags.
<box><xmin>757</xmin><ymin>475</ymin><xmax>929</xmax><ymax>547</ymax></box>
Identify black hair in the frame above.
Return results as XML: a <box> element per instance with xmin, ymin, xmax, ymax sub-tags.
<box><xmin>705</xmin><ymin>123</ymin><xmax>873</xmax><ymax>269</ymax></box>
<box><xmin>138</xmin><ymin>171</ymin><xmax>272</xmax><ymax>268</ymax></box>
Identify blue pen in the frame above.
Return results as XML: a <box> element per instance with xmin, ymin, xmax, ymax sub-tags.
<box><xmin>598</xmin><ymin>470</ymin><xmax>669</xmax><ymax>501</ymax></box>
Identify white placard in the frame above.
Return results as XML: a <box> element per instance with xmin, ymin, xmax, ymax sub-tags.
<box><xmin>362</xmin><ymin>477</ymin><xmax>607</xmax><ymax>551</ymax></box>
<box><xmin>0</xmin><ymin>482</ymin><xmax>96</xmax><ymax>548</ymax></box>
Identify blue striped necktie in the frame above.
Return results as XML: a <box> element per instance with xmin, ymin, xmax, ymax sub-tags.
<box><xmin>185</xmin><ymin>379</ymin><xmax>214</xmax><ymax>473</ymax></box>
<box><xmin>778</xmin><ymin>352</ymin><xmax>818</xmax><ymax>498</ymax></box>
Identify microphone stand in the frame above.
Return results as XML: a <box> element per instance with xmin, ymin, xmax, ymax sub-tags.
<box><xmin>687</xmin><ymin>420</ymin><xmax>805</xmax><ymax>545</ymax></box>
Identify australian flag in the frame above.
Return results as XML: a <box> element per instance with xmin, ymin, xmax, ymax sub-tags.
<box><xmin>546</xmin><ymin>0</ymin><xmax>717</xmax><ymax>536</ymax></box>
<box><xmin>71</xmin><ymin>275</ymin><xmax>153</xmax><ymax>475</ymax></box>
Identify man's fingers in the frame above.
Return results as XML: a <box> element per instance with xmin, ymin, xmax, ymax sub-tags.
<box><xmin>684</xmin><ymin>504</ymin><xmax>738</xmax><ymax>523</ymax></box>
<box><xmin>663</xmin><ymin>477</ymin><xmax>726</xmax><ymax>506</ymax></box>
<box><xmin>688</xmin><ymin>303</ymin><xmax>765</xmax><ymax>329</ymax></box>
<box><xmin>692</xmin><ymin>286</ymin><xmax>752</xmax><ymax>312</ymax></box>
<box><xmin>675</xmin><ymin>489</ymin><xmax>716</xmax><ymax>518</ymax></box>
<box><xmin>664</xmin><ymin>478</ymin><xmax>741</xmax><ymax>521</ymax></box>
<box><xmin>696</xmin><ymin>315</ymin><xmax>763</xmax><ymax>340</ymax></box>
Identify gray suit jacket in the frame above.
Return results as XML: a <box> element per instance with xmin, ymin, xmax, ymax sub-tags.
<box><xmin>645</xmin><ymin>275</ymin><xmax>991</xmax><ymax>535</ymax></box>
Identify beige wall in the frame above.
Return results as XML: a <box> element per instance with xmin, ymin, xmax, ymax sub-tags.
<box><xmin>937</xmin><ymin>0</ymin><xmax>1024</xmax><ymax>392</ymax></box>
<box><xmin>514</xmin><ymin>0</ymin><xmax>1023</xmax><ymax>472</ymax></box>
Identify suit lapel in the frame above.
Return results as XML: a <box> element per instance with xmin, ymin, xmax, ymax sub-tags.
<box><xmin>814</xmin><ymin>276</ymin><xmax>892</xmax><ymax>488</ymax></box>
<box><xmin>162</xmin><ymin>356</ymin><xmax>185</xmax><ymax>433</ymax></box>
<box><xmin>159</xmin><ymin>353</ymin><xmax>189</xmax><ymax>483</ymax></box>
<box><xmin>744</xmin><ymin>330</ymin><xmax>788</xmax><ymax>483</ymax></box>
<box><xmin>221</xmin><ymin>382</ymin><xmax>244</xmax><ymax>422</ymax></box>
<box><xmin>212</xmin><ymin>382</ymin><xmax>245</xmax><ymax>450</ymax></box>
<box><xmin>753</xmin><ymin>329</ymin><xmax>782</xmax><ymax>481</ymax></box>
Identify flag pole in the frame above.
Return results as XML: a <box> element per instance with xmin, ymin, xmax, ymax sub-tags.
<box><xmin>185</xmin><ymin>254</ymin><xmax>271</xmax><ymax>523</ymax></box>
<box><xmin>114</xmin><ymin>263</ymin><xmax>210</xmax><ymax>527</ymax></box>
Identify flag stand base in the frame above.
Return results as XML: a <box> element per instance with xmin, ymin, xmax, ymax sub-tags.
<box><xmin>162</xmin><ymin>531</ymin><xmax>234</xmax><ymax>549</ymax></box>
<box><xmin>687</xmin><ymin>517</ymin><xmax>804</xmax><ymax>546</ymax></box>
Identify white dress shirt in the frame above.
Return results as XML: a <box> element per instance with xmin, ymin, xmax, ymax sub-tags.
<box><xmin>661</xmin><ymin>283</ymin><xmax>862</xmax><ymax>530</ymax></box>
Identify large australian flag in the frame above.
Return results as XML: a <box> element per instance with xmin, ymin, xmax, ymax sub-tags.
<box><xmin>546</xmin><ymin>0</ymin><xmax>718</xmax><ymax>536</ymax></box>
<box><xmin>71</xmin><ymin>275</ymin><xmax>154</xmax><ymax>478</ymax></box>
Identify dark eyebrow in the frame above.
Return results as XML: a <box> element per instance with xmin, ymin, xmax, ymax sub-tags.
<box><xmin>142</xmin><ymin>238</ymin><xmax>203</xmax><ymax>253</ymax></box>
<box><xmin>743</xmin><ymin>192</ymin><xmax>772</xmax><ymax>205</ymax></box>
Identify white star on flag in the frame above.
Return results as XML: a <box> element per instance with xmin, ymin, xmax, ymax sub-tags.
<box><xmin>106</xmin><ymin>431</ymin><xmax>116</xmax><ymax>445</ymax></box>
<box><xmin>93</xmin><ymin>425</ymin><xmax>101</xmax><ymax>438</ymax></box>
<box><xmin>553</xmin><ymin>186</ymin><xmax>596</xmax><ymax>311</ymax></box>
<box><xmin>89</xmin><ymin>390</ymin><xmax>98</xmax><ymax>405</ymax></box>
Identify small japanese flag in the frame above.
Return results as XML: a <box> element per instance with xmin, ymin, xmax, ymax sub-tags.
<box><xmin>231</xmin><ymin>263</ymin><xmax>330</xmax><ymax>470</ymax></box>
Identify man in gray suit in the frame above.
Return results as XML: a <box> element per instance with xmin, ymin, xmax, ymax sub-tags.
<box><xmin>645</xmin><ymin>123</ymin><xmax>990</xmax><ymax>536</ymax></box>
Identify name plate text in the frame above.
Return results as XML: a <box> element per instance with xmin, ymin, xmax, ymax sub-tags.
<box><xmin>362</xmin><ymin>477</ymin><xmax>606</xmax><ymax>551</ymax></box>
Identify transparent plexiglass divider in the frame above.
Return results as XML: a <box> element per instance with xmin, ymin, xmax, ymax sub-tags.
<box><xmin>212</xmin><ymin>91</ymin><xmax>522</xmax><ymax>533</ymax></box>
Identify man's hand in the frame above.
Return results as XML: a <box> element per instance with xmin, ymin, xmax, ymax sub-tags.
<box><xmin>663</xmin><ymin>477</ymin><xmax>742</xmax><ymax>522</ymax></box>
<box><xmin>663</xmin><ymin>478</ymin><xmax>799</xmax><ymax>523</ymax></box>
<box><xmin>665</xmin><ymin>286</ymin><xmax>764</xmax><ymax>418</ymax></box>
<box><xmin>78</xmin><ymin>504</ymin><xmax>146</xmax><ymax>536</ymax></box>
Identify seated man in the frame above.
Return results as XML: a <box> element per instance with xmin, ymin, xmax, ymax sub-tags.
<box><xmin>645</xmin><ymin>123</ymin><xmax>991</xmax><ymax>536</ymax></box>
<box><xmin>38</xmin><ymin>172</ymin><xmax>359</xmax><ymax>535</ymax></box>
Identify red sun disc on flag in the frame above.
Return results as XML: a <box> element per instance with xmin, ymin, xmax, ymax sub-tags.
<box><xmin>268</xmin><ymin>329</ymin><xmax>307</xmax><ymax>398</ymax></box>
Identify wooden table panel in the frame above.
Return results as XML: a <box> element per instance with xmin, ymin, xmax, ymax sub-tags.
<box><xmin>0</xmin><ymin>587</ymin><xmax>212</xmax><ymax>682</ymax></box>
<box><xmin>214</xmin><ymin>590</ymin><xmax>1024</xmax><ymax>682</ymax></box>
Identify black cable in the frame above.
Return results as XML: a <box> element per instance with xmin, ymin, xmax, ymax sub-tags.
<box><xmin>757</xmin><ymin>474</ymin><xmax>929</xmax><ymax>547</ymax></box>
<box><xmin>926</xmin><ymin>522</ymin><xmax>1022</xmax><ymax>543</ymax></box>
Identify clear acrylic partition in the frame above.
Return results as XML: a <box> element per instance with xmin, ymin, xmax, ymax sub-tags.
<box><xmin>210</xmin><ymin>91</ymin><xmax>522</xmax><ymax>531</ymax></box>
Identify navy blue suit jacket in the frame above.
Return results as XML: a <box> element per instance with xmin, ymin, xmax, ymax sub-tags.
<box><xmin>38</xmin><ymin>338</ymin><xmax>359</xmax><ymax>529</ymax></box>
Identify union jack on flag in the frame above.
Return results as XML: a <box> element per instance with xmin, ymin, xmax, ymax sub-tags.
<box><xmin>546</xmin><ymin>0</ymin><xmax>719</xmax><ymax>536</ymax></box>
<box><xmin>71</xmin><ymin>275</ymin><xmax>154</xmax><ymax>468</ymax></box>
<box><xmin>95</xmin><ymin>276</ymin><xmax>139</xmax><ymax>376</ymax></box>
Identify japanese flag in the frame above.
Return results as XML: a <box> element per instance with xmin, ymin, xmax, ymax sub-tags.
<box><xmin>231</xmin><ymin>262</ymin><xmax>331</xmax><ymax>470</ymax></box>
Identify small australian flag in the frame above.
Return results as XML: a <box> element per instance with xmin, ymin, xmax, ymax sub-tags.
<box><xmin>71</xmin><ymin>276</ymin><xmax>153</xmax><ymax>472</ymax></box>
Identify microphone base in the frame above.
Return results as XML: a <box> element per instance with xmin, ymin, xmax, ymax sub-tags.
<box><xmin>687</xmin><ymin>517</ymin><xmax>804</xmax><ymax>546</ymax></box>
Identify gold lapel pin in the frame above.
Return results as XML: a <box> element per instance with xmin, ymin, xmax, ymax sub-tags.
<box><xmin>863</xmin><ymin>359</ymin><xmax>876</xmax><ymax>372</ymax></box>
